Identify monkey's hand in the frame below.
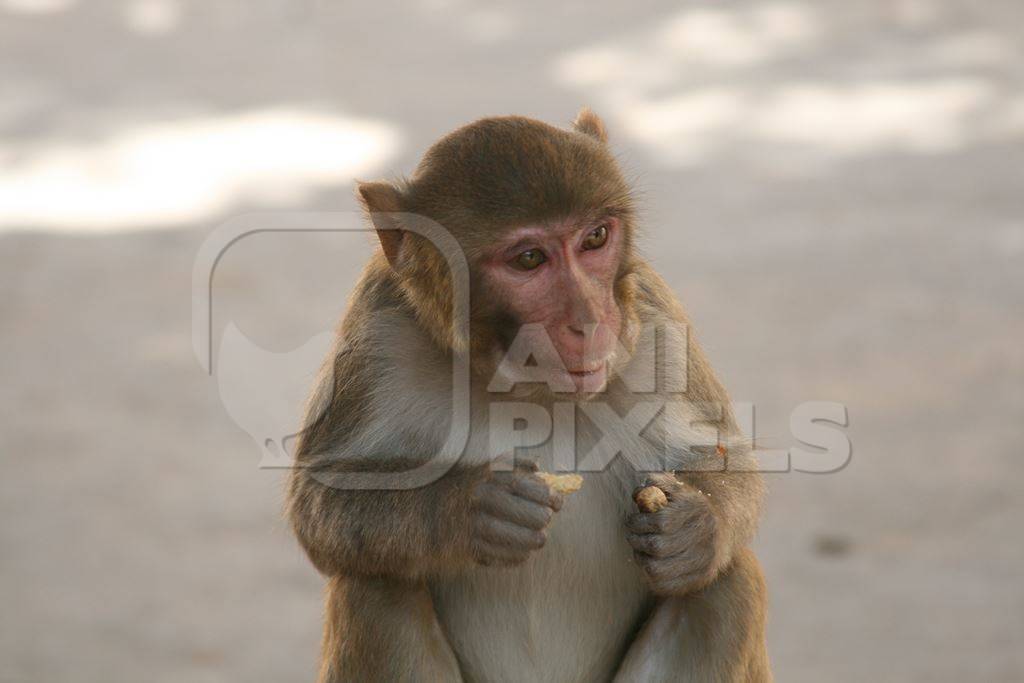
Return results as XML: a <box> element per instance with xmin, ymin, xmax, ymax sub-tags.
<box><xmin>625</xmin><ymin>472</ymin><xmax>727</xmax><ymax>596</ymax></box>
<box><xmin>468</xmin><ymin>461</ymin><xmax>564</xmax><ymax>568</ymax></box>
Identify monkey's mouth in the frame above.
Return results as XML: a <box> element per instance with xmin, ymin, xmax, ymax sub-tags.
<box><xmin>564</xmin><ymin>362</ymin><xmax>609</xmax><ymax>394</ymax></box>
<box><xmin>564</xmin><ymin>353</ymin><xmax>613</xmax><ymax>378</ymax></box>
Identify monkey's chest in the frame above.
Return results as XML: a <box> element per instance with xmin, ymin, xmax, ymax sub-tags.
<box><xmin>430</xmin><ymin>477</ymin><xmax>651</xmax><ymax>683</ymax></box>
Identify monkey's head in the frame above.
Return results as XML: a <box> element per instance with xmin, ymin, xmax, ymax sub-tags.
<box><xmin>358</xmin><ymin>109</ymin><xmax>640</xmax><ymax>398</ymax></box>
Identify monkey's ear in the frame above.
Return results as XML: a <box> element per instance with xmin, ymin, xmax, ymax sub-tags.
<box><xmin>357</xmin><ymin>181</ymin><xmax>405</xmax><ymax>269</ymax></box>
<box><xmin>572</xmin><ymin>107</ymin><xmax>608</xmax><ymax>143</ymax></box>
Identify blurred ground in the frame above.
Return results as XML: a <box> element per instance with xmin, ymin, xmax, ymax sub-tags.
<box><xmin>1</xmin><ymin>1</ymin><xmax>1023</xmax><ymax>681</ymax></box>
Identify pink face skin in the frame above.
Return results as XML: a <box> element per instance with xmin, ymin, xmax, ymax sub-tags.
<box><xmin>482</xmin><ymin>215</ymin><xmax>624</xmax><ymax>394</ymax></box>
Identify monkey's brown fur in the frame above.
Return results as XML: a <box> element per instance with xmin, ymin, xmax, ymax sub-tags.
<box><xmin>287</xmin><ymin>110</ymin><xmax>770</xmax><ymax>682</ymax></box>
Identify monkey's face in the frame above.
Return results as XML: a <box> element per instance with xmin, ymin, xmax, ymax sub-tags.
<box><xmin>358</xmin><ymin>112</ymin><xmax>638</xmax><ymax>398</ymax></box>
<box><xmin>478</xmin><ymin>214</ymin><xmax>625</xmax><ymax>397</ymax></box>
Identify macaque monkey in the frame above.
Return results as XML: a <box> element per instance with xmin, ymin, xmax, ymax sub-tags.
<box><xmin>287</xmin><ymin>109</ymin><xmax>770</xmax><ymax>682</ymax></box>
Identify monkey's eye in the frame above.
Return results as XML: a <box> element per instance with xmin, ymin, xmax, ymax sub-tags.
<box><xmin>514</xmin><ymin>249</ymin><xmax>547</xmax><ymax>271</ymax></box>
<box><xmin>582</xmin><ymin>224</ymin><xmax>609</xmax><ymax>250</ymax></box>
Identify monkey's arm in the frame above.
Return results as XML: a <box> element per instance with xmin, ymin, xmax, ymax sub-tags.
<box><xmin>289</xmin><ymin>453</ymin><xmax>562</xmax><ymax>579</ymax></box>
<box><xmin>625</xmin><ymin>263</ymin><xmax>765</xmax><ymax>594</ymax></box>
<box><xmin>288</xmin><ymin>358</ymin><xmax>560</xmax><ymax>580</ymax></box>
<box><xmin>288</xmin><ymin>453</ymin><xmax>483</xmax><ymax>580</ymax></box>
<box><xmin>284</xmin><ymin>331</ymin><xmax>484</xmax><ymax>580</ymax></box>
<box><xmin>670</xmin><ymin>330</ymin><xmax>765</xmax><ymax>586</ymax></box>
<box><xmin>682</xmin><ymin>458</ymin><xmax>764</xmax><ymax>569</ymax></box>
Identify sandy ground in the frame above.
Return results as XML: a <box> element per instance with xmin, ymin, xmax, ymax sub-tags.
<box><xmin>1</xmin><ymin>1</ymin><xmax>1023</xmax><ymax>681</ymax></box>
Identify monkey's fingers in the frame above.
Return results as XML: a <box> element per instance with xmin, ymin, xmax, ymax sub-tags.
<box><xmin>492</xmin><ymin>471</ymin><xmax>564</xmax><ymax>511</ymax></box>
<box><xmin>638</xmin><ymin>552</ymin><xmax>712</xmax><ymax>589</ymax></box>
<box><xmin>626</xmin><ymin>512</ymin><xmax>673</xmax><ymax>535</ymax></box>
<box><xmin>514</xmin><ymin>459</ymin><xmax>539</xmax><ymax>473</ymax></box>
<box><xmin>642</xmin><ymin>472</ymin><xmax>683</xmax><ymax>496</ymax></box>
<box><xmin>635</xmin><ymin>555</ymin><xmax>706</xmax><ymax>595</ymax></box>
<box><xmin>475</xmin><ymin>485</ymin><xmax>554</xmax><ymax>530</ymax></box>
<box><xmin>626</xmin><ymin>532</ymin><xmax>669</xmax><ymax>558</ymax></box>
<box><xmin>473</xmin><ymin>513</ymin><xmax>547</xmax><ymax>552</ymax></box>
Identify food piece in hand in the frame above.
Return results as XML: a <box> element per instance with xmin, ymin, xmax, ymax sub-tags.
<box><xmin>536</xmin><ymin>472</ymin><xmax>584</xmax><ymax>495</ymax></box>
<box><xmin>634</xmin><ymin>485</ymin><xmax>669</xmax><ymax>513</ymax></box>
